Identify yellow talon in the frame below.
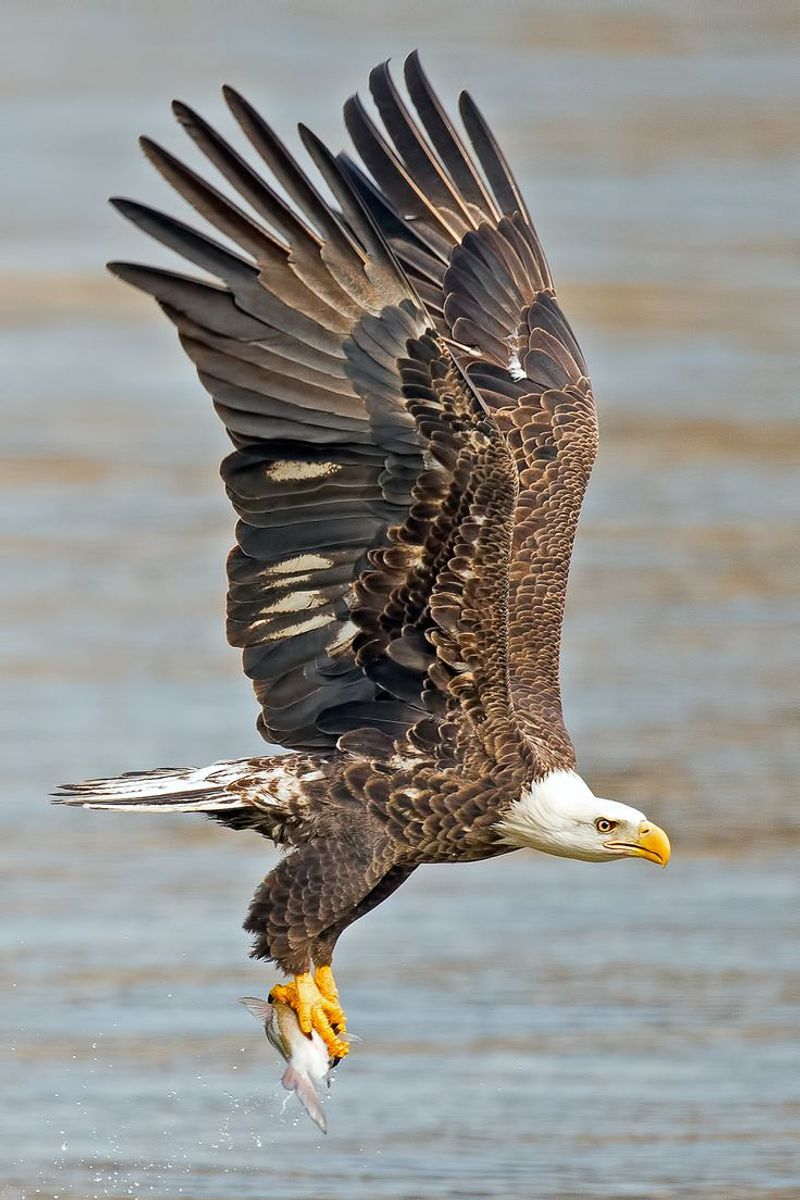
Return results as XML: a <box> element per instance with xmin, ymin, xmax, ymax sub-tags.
<box><xmin>314</xmin><ymin>965</ymin><xmax>347</xmax><ymax>1033</ymax></box>
<box><xmin>270</xmin><ymin>971</ymin><xmax>349</xmax><ymax>1059</ymax></box>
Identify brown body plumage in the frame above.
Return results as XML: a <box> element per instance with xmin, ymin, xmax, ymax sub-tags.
<box><xmin>58</xmin><ymin>55</ymin><xmax>670</xmax><ymax>1055</ymax></box>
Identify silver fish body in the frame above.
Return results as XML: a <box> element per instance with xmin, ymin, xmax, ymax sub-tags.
<box><xmin>240</xmin><ymin>996</ymin><xmax>333</xmax><ymax>1132</ymax></box>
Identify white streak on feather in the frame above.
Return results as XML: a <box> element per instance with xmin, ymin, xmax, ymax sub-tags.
<box><xmin>265</xmin><ymin>571</ymin><xmax>312</xmax><ymax>587</ymax></box>
<box><xmin>508</xmin><ymin>351</ymin><xmax>526</xmax><ymax>382</ymax></box>
<box><xmin>260</xmin><ymin>613</ymin><xmax>331</xmax><ymax>639</ymax></box>
<box><xmin>327</xmin><ymin>619</ymin><xmax>358</xmax><ymax>652</ymax></box>
<box><xmin>268</xmin><ymin>554</ymin><xmax>334</xmax><ymax>576</ymax></box>
<box><xmin>264</xmin><ymin>591</ymin><xmax>328</xmax><ymax>615</ymax></box>
<box><xmin>267</xmin><ymin>460</ymin><xmax>339</xmax><ymax>482</ymax></box>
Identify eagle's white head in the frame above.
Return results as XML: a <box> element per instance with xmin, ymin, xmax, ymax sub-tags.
<box><xmin>496</xmin><ymin>769</ymin><xmax>670</xmax><ymax>866</ymax></box>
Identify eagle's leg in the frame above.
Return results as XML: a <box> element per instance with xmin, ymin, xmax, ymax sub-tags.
<box><xmin>246</xmin><ymin>836</ymin><xmax>415</xmax><ymax>1060</ymax></box>
<box><xmin>313</xmin><ymin>964</ymin><xmax>346</xmax><ymax>1032</ymax></box>
<box><xmin>269</xmin><ymin>973</ymin><xmax>349</xmax><ymax>1058</ymax></box>
<box><xmin>246</xmin><ymin>835</ymin><xmax>385</xmax><ymax>1058</ymax></box>
<box><xmin>307</xmin><ymin>865</ymin><xmax>417</xmax><ymax>1043</ymax></box>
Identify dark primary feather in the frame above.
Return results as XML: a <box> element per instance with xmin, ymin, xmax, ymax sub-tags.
<box><xmin>402</xmin><ymin>51</ymin><xmax>499</xmax><ymax>221</ymax></box>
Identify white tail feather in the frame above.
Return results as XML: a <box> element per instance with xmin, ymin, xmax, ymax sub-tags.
<box><xmin>53</xmin><ymin>759</ymin><xmax>252</xmax><ymax>812</ymax></box>
<box><xmin>53</xmin><ymin>755</ymin><xmax>311</xmax><ymax>849</ymax></box>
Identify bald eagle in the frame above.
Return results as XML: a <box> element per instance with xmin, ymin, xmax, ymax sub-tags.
<box><xmin>57</xmin><ymin>54</ymin><xmax>670</xmax><ymax>1059</ymax></box>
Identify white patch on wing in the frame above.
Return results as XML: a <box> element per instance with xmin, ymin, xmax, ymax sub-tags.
<box><xmin>266</xmin><ymin>591</ymin><xmax>328</xmax><ymax>614</ymax></box>
<box><xmin>327</xmin><ymin>619</ymin><xmax>358</xmax><ymax>652</ymax></box>
<box><xmin>508</xmin><ymin>351</ymin><xmax>526</xmax><ymax>382</ymax></box>
<box><xmin>263</xmin><ymin>613</ymin><xmax>331</xmax><ymax>639</ymax></box>
<box><xmin>269</xmin><ymin>554</ymin><xmax>334</xmax><ymax>575</ymax></box>
<box><xmin>267</xmin><ymin>460</ymin><xmax>339</xmax><ymax>482</ymax></box>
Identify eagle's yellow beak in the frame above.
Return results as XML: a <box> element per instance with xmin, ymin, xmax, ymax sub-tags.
<box><xmin>606</xmin><ymin>821</ymin><xmax>671</xmax><ymax>867</ymax></box>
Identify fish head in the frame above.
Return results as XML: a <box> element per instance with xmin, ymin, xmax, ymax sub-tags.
<box><xmin>239</xmin><ymin>995</ymin><xmax>292</xmax><ymax>1060</ymax></box>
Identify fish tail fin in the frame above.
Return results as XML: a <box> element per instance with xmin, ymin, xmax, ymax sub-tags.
<box><xmin>282</xmin><ymin>1065</ymin><xmax>328</xmax><ymax>1133</ymax></box>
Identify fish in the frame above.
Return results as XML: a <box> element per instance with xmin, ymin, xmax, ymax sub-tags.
<box><xmin>240</xmin><ymin>995</ymin><xmax>336</xmax><ymax>1133</ymax></box>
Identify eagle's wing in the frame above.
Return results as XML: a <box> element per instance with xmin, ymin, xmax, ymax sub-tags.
<box><xmin>340</xmin><ymin>54</ymin><xmax>598</xmax><ymax>767</ymax></box>
<box><xmin>110</xmin><ymin>86</ymin><xmax>528</xmax><ymax>766</ymax></box>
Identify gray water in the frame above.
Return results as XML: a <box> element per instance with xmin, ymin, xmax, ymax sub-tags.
<box><xmin>2</xmin><ymin>2</ymin><xmax>799</xmax><ymax>1197</ymax></box>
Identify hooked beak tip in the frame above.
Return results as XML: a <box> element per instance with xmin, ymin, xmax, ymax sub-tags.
<box><xmin>636</xmin><ymin>820</ymin><xmax>671</xmax><ymax>867</ymax></box>
<box><xmin>605</xmin><ymin>821</ymin><xmax>671</xmax><ymax>867</ymax></box>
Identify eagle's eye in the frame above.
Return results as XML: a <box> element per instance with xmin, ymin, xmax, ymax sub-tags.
<box><xmin>595</xmin><ymin>818</ymin><xmax>618</xmax><ymax>833</ymax></box>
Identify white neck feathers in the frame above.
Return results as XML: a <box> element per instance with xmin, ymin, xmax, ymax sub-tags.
<box><xmin>496</xmin><ymin>769</ymin><xmax>596</xmax><ymax>855</ymax></box>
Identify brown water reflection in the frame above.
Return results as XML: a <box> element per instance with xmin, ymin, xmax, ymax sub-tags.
<box><xmin>2</xmin><ymin>1</ymin><xmax>799</xmax><ymax>1197</ymax></box>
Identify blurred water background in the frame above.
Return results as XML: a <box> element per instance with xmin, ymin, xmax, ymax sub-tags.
<box><xmin>2</xmin><ymin>1</ymin><xmax>799</xmax><ymax>1197</ymax></box>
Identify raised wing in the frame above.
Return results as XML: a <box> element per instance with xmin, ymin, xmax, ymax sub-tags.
<box><xmin>341</xmin><ymin>54</ymin><xmax>597</xmax><ymax>768</ymax></box>
<box><xmin>109</xmin><ymin>84</ymin><xmax>529</xmax><ymax>767</ymax></box>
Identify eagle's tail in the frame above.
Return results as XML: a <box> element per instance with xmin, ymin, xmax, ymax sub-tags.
<box><xmin>52</xmin><ymin>760</ymin><xmax>254</xmax><ymax>814</ymax></box>
<box><xmin>53</xmin><ymin>754</ymin><xmax>326</xmax><ymax>842</ymax></box>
